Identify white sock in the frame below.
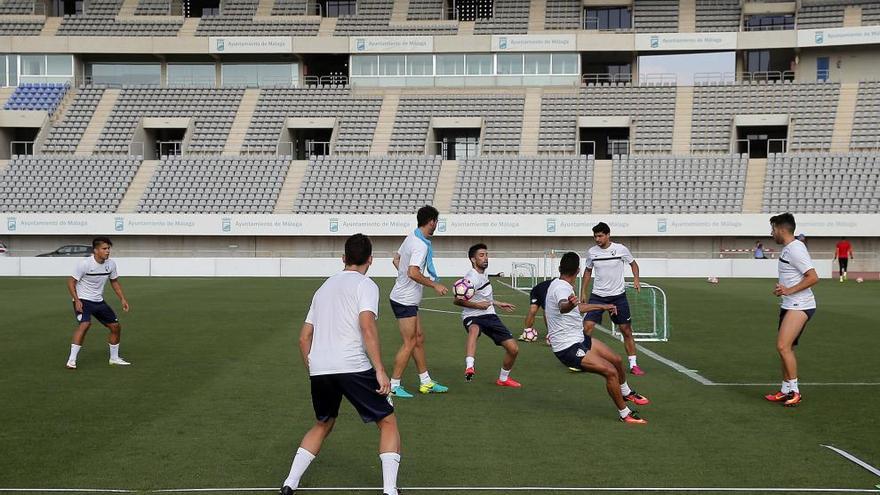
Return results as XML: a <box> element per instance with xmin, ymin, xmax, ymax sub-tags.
<box><xmin>283</xmin><ymin>447</ymin><xmax>316</xmax><ymax>489</ymax></box>
<box><xmin>109</xmin><ymin>344</ymin><xmax>120</xmax><ymax>360</ymax></box>
<box><xmin>618</xmin><ymin>406</ymin><xmax>632</xmax><ymax>419</ymax></box>
<box><xmin>781</xmin><ymin>380</ymin><xmax>792</xmax><ymax>393</ymax></box>
<box><xmin>628</xmin><ymin>355</ymin><xmax>637</xmax><ymax>368</ymax></box>
<box><xmin>499</xmin><ymin>368</ymin><xmax>510</xmax><ymax>381</ymax></box>
<box><xmin>418</xmin><ymin>371</ymin><xmax>432</xmax><ymax>385</ymax></box>
<box><xmin>390</xmin><ymin>378</ymin><xmax>401</xmax><ymax>389</ymax></box>
<box><xmin>379</xmin><ymin>452</ymin><xmax>401</xmax><ymax>495</ymax></box>
<box><xmin>789</xmin><ymin>378</ymin><xmax>799</xmax><ymax>393</ymax></box>
<box><xmin>68</xmin><ymin>344</ymin><xmax>81</xmax><ymax>362</ymax></box>
<box><xmin>620</xmin><ymin>382</ymin><xmax>632</xmax><ymax>397</ymax></box>
<box><xmin>465</xmin><ymin>356</ymin><xmax>475</xmax><ymax>369</ymax></box>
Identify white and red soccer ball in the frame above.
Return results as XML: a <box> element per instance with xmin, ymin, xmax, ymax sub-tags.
<box><xmin>707</xmin><ymin>276</ymin><xmax>719</xmax><ymax>284</ymax></box>
<box><xmin>453</xmin><ymin>278</ymin><xmax>476</xmax><ymax>300</ymax></box>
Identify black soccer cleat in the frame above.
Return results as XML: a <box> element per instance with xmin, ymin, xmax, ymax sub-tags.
<box><xmin>280</xmin><ymin>486</ymin><xmax>295</xmax><ymax>495</ymax></box>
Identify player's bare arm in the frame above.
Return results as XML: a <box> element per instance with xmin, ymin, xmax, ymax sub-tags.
<box><xmin>453</xmin><ymin>298</ymin><xmax>492</xmax><ymax>310</ymax></box>
<box><xmin>392</xmin><ymin>252</ymin><xmax>400</xmax><ymax>270</ymax></box>
<box><xmin>298</xmin><ymin>322</ymin><xmax>314</xmax><ymax>370</ymax></box>
<box><xmin>407</xmin><ymin>265</ymin><xmax>448</xmax><ymax>295</ymax></box>
<box><xmin>559</xmin><ymin>294</ymin><xmax>579</xmax><ymax>313</ymax></box>
<box><xmin>67</xmin><ymin>277</ymin><xmax>83</xmax><ymax>313</ymax></box>
<box><xmin>358</xmin><ymin>310</ymin><xmax>390</xmax><ymax>395</ymax></box>
<box><xmin>579</xmin><ymin>303</ymin><xmax>617</xmax><ymax>315</ymax></box>
<box><xmin>579</xmin><ymin>268</ymin><xmax>592</xmax><ymax>300</ymax></box>
<box><xmin>630</xmin><ymin>261</ymin><xmax>641</xmax><ymax>293</ymax></box>
<box><xmin>109</xmin><ymin>278</ymin><xmax>130</xmax><ymax>312</ymax></box>
<box><xmin>494</xmin><ymin>301</ymin><xmax>516</xmax><ymax>312</ymax></box>
<box><xmin>774</xmin><ymin>268</ymin><xmax>819</xmax><ymax>297</ymax></box>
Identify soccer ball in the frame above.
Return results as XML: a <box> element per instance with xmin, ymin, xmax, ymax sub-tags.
<box><xmin>520</xmin><ymin>327</ymin><xmax>539</xmax><ymax>342</ymax></box>
<box><xmin>707</xmin><ymin>276</ymin><xmax>719</xmax><ymax>284</ymax></box>
<box><xmin>856</xmin><ymin>277</ymin><xmax>864</xmax><ymax>283</ymax></box>
<box><xmin>453</xmin><ymin>278</ymin><xmax>476</xmax><ymax>300</ymax></box>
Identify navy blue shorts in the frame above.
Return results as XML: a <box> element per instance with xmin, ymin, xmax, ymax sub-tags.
<box><xmin>553</xmin><ymin>338</ymin><xmax>593</xmax><ymax>370</ymax></box>
<box><xmin>583</xmin><ymin>292</ymin><xmax>631</xmax><ymax>326</ymax></box>
<box><xmin>462</xmin><ymin>314</ymin><xmax>514</xmax><ymax>346</ymax></box>
<box><xmin>310</xmin><ymin>369</ymin><xmax>395</xmax><ymax>423</ymax></box>
<box><xmin>74</xmin><ymin>299</ymin><xmax>118</xmax><ymax>325</ymax></box>
<box><xmin>779</xmin><ymin>308</ymin><xmax>816</xmax><ymax>347</ymax></box>
<box><xmin>390</xmin><ymin>299</ymin><xmax>418</xmax><ymax>319</ymax></box>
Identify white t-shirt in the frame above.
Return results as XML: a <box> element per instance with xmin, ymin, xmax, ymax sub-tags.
<box><xmin>585</xmin><ymin>242</ymin><xmax>634</xmax><ymax>297</ymax></box>
<box><xmin>72</xmin><ymin>257</ymin><xmax>118</xmax><ymax>302</ymax></box>
<box><xmin>305</xmin><ymin>270</ymin><xmax>379</xmax><ymax>376</ymax></box>
<box><xmin>460</xmin><ymin>268</ymin><xmax>496</xmax><ymax>320</ymax></box>
<box><xmin>778</xmin><ymin>240</ymin><xmax>817</xmax><ymax>310</ymax></box>
<box><xmin>544</xmin><ymin>278</ymin><xmax>585</xmax><ymax>353</ymax></box>
<box><xmin>389</xmin><ymin>233</ymin><xmax>429</xmax><ymax>306</ymax></box>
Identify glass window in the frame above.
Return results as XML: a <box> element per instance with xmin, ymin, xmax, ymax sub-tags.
<box><xmin>436</xmin><ymin>54</ymin><xmax>464</xmax><ymax>75</ymax></box>
<box><xmin>585</xmin><ymin>7</ymin><xmax>630</xmax><ymax>30</ymax></box>
<box><xmin>21</xmin><ymin>55</ymin><xmax>46</xmax><ymax>76</ymax></box>
<box><xmin>379</xmin><ymin>55</ymin><xmax>405</xmax><ymax>76</ymax></box>
<box><xmin>0</xmin><ymin>56</ymin><xmax>6</xmax><ymax>87</ymax></box>
<box><xmin>257</xmin><ymin>64</ymin><xmax>292</xmax><ymax>85</ymax></box>
<box><xmin>551</xmin><ymin>53</ymin><xmax>578</xmax><ymax>74</ymax></box>
<box><xmin>407</xmin><ymin>55</ymin><xmax>432</xmax><ymax>76</ymax></box>
<box><xmin>497</xmin><ymin>54</ymin><xmax>523</xmax><ymax>75</ymax></box>
<box><xmin>747</xmin><ymin>50</ymin><xmax>769</xmax><ymax>73</ymax></box>
<box><xmin>466</xmin><ymin>54</ymin><xmax>492</xmax><ymax>75</ymax></box>
<box><xmin>351</xmin><ymin>55</ymin><xmax>378</xmax><ymax>76</ymax></box>
<box><xmin>221</xmin><ymin>64</ymin><xmax>293</xmax><ymax>86</ymax></box>
<box><xmin>8</xmin><ymin>55</ymin><xmax>17</xmax><ymax>86</ymax></box>
<box><xmin>90</xmin><ymin>63</ymin><xmax>161</xmax><ymax>85</ymax></box>
<box><xmin>168</xmin><ymin>64</ymin><xmax>216</xmax><ymax>86</ymax></box>
<box><xmin>46</xmin><ymin>55</ymin><xmax>73</xmax><ymax>75</ymax></box>
<box><xmin>524</xmin><ymin>53</ymin><xmax>551</xmax><ymax>75</ymax></box>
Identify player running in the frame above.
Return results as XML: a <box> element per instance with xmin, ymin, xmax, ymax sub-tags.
<box><xmin>65</xmin><ymin>236</ymin><xmax>131</xmax><ymax>369</ymax></box>
<box><xmin>280</xmin><ymin>234</ymin><xmax>401</xmax><ymax>495</ymax></box>
<box><xmin>548</xmin><ymin>252</ymin><xmax>650</xmax><ymax>424</ymax></box>
<box><xmin>764</xmin><ymin>213</ymin><xmax>819</xmax><ymax>407</ymax></box>
<box><xmin>519</xmin><ymin>278</ymin><xmax>553</xmax><ymax>344</ymax></box>
<box><xmin>454</xmin><ymin>243</ymin><xmax>521</xmax><ymax>387</ymax></box>
<box><xmin>580</xmin><ymin>222</ymin><xmax>644</xmax><ymax>375</ymax></box>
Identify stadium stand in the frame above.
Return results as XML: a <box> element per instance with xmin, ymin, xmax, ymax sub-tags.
<box><xmin>543</xmin><ymin>0</ymin><xmax>581</xmax><ymax>30</ymax></box>
<box><xmin>133</xmin><ymin>0</ymin><xmax>171</xmax><ymax>15</ymax></box>
<box><xmin>0</xmin><ymin>17</ymin><xmax>45</xmax><ymax>35</ymax></box>
<box><xmin>334</xmin><ymin>0</ymin><xmax>457</xmax><ymax>35</ymax></box>
<box><xmin>473</xmin><ymin>0</ymin><xmax>531</xmax><ymax>34</ymax></box>
<box><xmin>763</xmin><ymin>153</ymin><xmax>880</xmax><ymax>213</ymax></box>
<box><xmin>691</xmin><ymin>82</ymin><xmax>840</xmax><ymax>153</ymax></box>
<box><xmin>612</xmin><ymin>154</ymin><xmax>747</xmax><ymax>213</ymax></box>
<box><xmin>407</xmin><ymin>0</ymin><xmax>444</xmax><ymax>20</ymax></box>
<box><xmin>137</xmin><ymin>155</ymin><xmax>289</xmax><ymax>213</ymax></box>
<box><xmin>293</xmin><ymin>155</ymin><xmax>441</xmax><ymax>214</ymax></box>
<box><xmin>93</xmin><ymin>87</ymin><xmax>245</xmax><ymax>154</ymax></box>
<box><xmin>41</xmin><ymin>86</ymin><xmax>106</xmax><ymax>154</ymax></box>
<box><xmin>0</xmin><ymin>155</ymin><xmax>140</xmax><ymax>212</ymax></box>
<box><xmin>695</xmin><ymin>0</ymin><xmax>741</xmax><ymax>32</ymax></box>
<box><xmin>539</xmin><ymin>85</ymin><xmax>677</xmax><ymax>154</ymax></box>
<box><xmin>194</xmin><ymin>0</ymin><xmax>320</xmax><ymax>36</ymax></box>
<box><xmin>851</xmin><ymin>80</ymin><xmax>880</xmax><ymax>150</ymax></box>
<box><xmin>0</xmin><ymin>0</ymin><xmax>34</xmax><ymax>14</ymax></box>
<box><xmin>3</xmin><ymin>83</ymin><xmax>69</xmax><ymax>113</ymax></box>
<box><xmin>634</xmin><ymin>0</ymin><xmax>678</xmax><ymax>32</ymax></box>
<box><xmin>57</xmin><ymin>0</ymin><xmax>183</xmax><ymax>36</ymax></box>
<box><xmin>244</xmin><ymin>88</ymin><xmax>383</xmax><ymax>155</ymax></box>
<box><xmin>863</xmin><ymin>2</ymin><xmax>880</xmax><ymax>25</ymax></box>
<box><xmin>390</xmin><ymin>94</ymin><xmax>524</xmax><ymax>154</ymax></box>
<box><xmin>270</xmin><ymin>0</ymin><xmax>308</xmax><ymax>16</ymax></box>
<box><xmin>451</xmin><ymin>156</ymin><xmax>593</xmax><ymax>214</ymax></box>
<box><xmin>796</xmin><ymin>4</ymin><xmax>844</xmax><ymax>28</ymax></box>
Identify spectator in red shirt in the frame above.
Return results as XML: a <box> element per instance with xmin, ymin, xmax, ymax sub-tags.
<box><xmin>833</xmin><ymin>238</ymin><xmax>853</xmax><ymax>282</ymax></box>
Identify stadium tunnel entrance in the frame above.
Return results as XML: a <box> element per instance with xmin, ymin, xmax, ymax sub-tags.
<box><xmin>301</xmin><ymin>55</ymin><xmax>349</xmax><ymax>85</ymax></box>
<box><xmin>578</xmin><ymin>116</ymin><xmax>630</xmax><ymax>158</ymax></box>
<box><xmin>734</xmin><ymin>115</ymin><xmax>788</xmax><ymax>159</ymax></box>
<box><xmin>282</xmin><ymin>117</ymin><xmax>336</xmax><ymax>159</ymax></box>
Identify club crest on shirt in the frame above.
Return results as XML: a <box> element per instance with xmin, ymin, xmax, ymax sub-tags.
<box><xmin>576</xmin><ymin>349</ymin><xmax>586</xmax><ymax>358</ymax></box>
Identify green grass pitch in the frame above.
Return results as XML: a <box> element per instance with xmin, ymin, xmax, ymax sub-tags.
<box><xmin>0</xmin><ymin>276</ymin><xmax>878</xmax><ymax>494</ymax></box>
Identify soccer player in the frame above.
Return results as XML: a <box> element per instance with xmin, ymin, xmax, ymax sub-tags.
<box><xmin>547</xmin><ymin>252</ymin><xmax>650</xmax><ymax>424</ymax></box>
<box><xmin>388</xmin><ymin>205</ymin><xmax>449</xmax><ymax>398</ymax></box>
<box><xmin>764</xmin><ymin>213</ymin><xmax>819</xmax><ymax>407</ymax></box>
<box><xmin>519</xmin><ymin>278</ymin><xmax>553</xmax><ymax>343</ymax></box>
<box><xmin>454</xmin><ymin>243</ymin><xmax>520</xmax><ymax>387</ymax></box>
<box><xmin>65</xmin><ymin>236</ymin><xmax>130</xmax><ymax>369</ymax></box>
<box><xmin>579</xmin><ymin>222</ymin><xmax>644</xmax><ymax>375</ymax></box>
<box><xmin>280</xmin><ymin>234</ymin><xmax>401</xmax><ymax>495</ymax></box>
<box><xmin>833</xmin><ymin>237</ymin><xmax>853</xmax><ymax>282</ymax></box>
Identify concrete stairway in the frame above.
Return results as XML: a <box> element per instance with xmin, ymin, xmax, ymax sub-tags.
<box><xmin>678</xmin><ymin>0</ymin><xmax>696</xmax><ymax>32</ymax></box>
<box><xmin>370</xmin><ymin>89</ymin><xmax>401</xmax><ymax>155</ymax></box>
<box><xmin>590</xmin><ymin>159</ymin><xmax>612</xmax><ymax>214</ymax></box>
<box><xmin>274</xmin><ymin>159</ymin><xmax>308</xmax><ymax>213</ymax></box>
<box><xmin>75</xmin><ymin>88</ymin><xmax>120</xmax><ymax>155</ymax></box>
<box><xmin>672</xmin><ymin>85</ymin><xmax>694</xmax><ymax>154</ymax></box>
<box><xmin>527</xmin><ymin>0</ymin><xmax>546</xmax><ymax>31</ymax></box>
<box><xmin>519</xmin><ymin>87</ymin><xmax>543</xmax><ymax>155</ymax></box>
<box><xmin>742</xmin><ymin>158</ymin><xmax>767</xmax><ymax>213</ymax></box>
<box><xmin>434</xmin><ymin>160</ymin><xmax>459</xmax><ymax>213</ymax></box>
<box><xmin>391</xmin><ymin>0</ymin><xmax>409</xmax><ymax>22</ymax></box>
<box><xmin>830</xmin><ymin>82</ymin><xmax>859</xmax><ymax>153</ymax></box>
<box><xmin>224</xmin><ymin>88</ymin><xmax>261</xmax><ymax>155</ymax></box>
<box><xmin>116</xmin><ymin>159</ymin><xmax>159</xmax><ymax>213</ymax></box>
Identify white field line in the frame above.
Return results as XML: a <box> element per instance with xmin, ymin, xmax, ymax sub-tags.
<box><xmin>822</xmin><ymin>445</ymin><xmax>880</xmax><ymax>477</ymax></box>
<box><xmin>19</xmin><ymin>487</ymin><xmax>874</xmax><ymax>494</ymax></box>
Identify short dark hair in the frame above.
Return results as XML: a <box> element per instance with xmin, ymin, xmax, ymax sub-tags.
<box><xmin>592</xmin><ymin>222</ymin><xmax>610</xmax><ymax>235</ymax></box>
<box><xmin>770</xmin><ymin>213</ymin><xmax>796</xmax><ymax>234</ymax></box>
<box><xmin>92</xmin><ymin>236</ymin><xmax>112</xmax><ymax>249</ymax></box>
<box><xmin>417</xmin><ymin>205</ymin><xmax>439</xmax><ymax>227</ymax></box>
<box><xmin>344</xmin><ymin>233</ymin><xmax>372</xmax><ymax>266</ymax></box>
<box><xmin>559</xmin><ymin>251</ymin><xmax>580</xmax><ymax>276</ymax></box>
<box><xmin>468</xmin><ymin>243</ymin><xmax>487</xmax><ymax>260</ymax></box>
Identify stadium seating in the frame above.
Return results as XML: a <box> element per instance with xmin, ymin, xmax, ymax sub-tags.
<box><xmin>407</xmin><ymin>0</ymin><xmax>444</xmax><ymax>21</ymax></box>
<box><xmin>796</xmin><ymin>4</ymin><xmax>844</xmax><ymax>29</ymax></box>
<box><xmin>539</xmin><ymin>85</ymin><xmax>677</xmax><ymax>154</ymax></box>
<box><xmin>763</xmin><ymin>153</ymin><xmax>880</xmax><ymax>213</ymax></box>
<box><xmin>0</xmin><ymin>0</ymin><xmax>34</xmax><ymax>14</ymax></box>
<box><xmin>543</xmin><ymin>0</ymin><xmax>581</xmax><ymax>30</ymax></box>
<box><xmin>474</xmin><ymin>0</ymin><xmax>530</xmax><ymax>34</ymax></box>
<box><xmin>0</xmin><ymin>18</ymin><xmax>44</xmax><ymax>35</ymax></box>
<box><xmin>390</xmin><ymin>94</ymin><xmax>524</xmax><ymax>155</ymax></box>
<box><xmin>0</xmin><ymin>155</ymin><xmax>140</xmax><ymax>212</ymax></box>
<box><xmin>451</xmin><ymin>156</ymin><xmax>593</xmax><ymax>214</ymax></box>
<box><xmin>194</xmin><ymin>0</ymin><xmax>320</xmax><ymax>36</ymax></box>
<box><xmin>293</xmin><ymin>156</ymin><xmax>441</xmax><ymax>214</ymax></box>
<box><xmin>245</xmin><ymin>88</ymin><xmax>383</xmax><ymax>155</ymax></box>
<box><xmin>691</xmin><ymin>82</ymin><xmax>840</xmax><ymax>153</ymax></box>
<box><xmin>863</xmin><ymin>3</ymin><xmax>880</xmax><ymax>25</ymax></box>
<box><xmin>271</xmin><ymin>0</ymin><xmax>308</xmax><ymax>16</ymax></box>
<box><xmin>94</xmin><ymin>87</ymin><xmax>245</xmax><ymax>154</ymax></box>
<box><xmin>333</xmin><ymin>0</ymin><xmax>457</xmax><ymax>35</ymax></box>
<box><xmin>695</xmin><ymin>0</ymin><xmax>741</xmax><ymax>32</ymax></box>
<box><xmin>57</xmin><ymin>0</ymin><xmax>183</xmax><ymax>36</ymax></box>
<box><xmin>41</xmin><ymin>86</ymin><xmax>105</xmax><ymax>154</ymax></box>
<box><xmin>612</xmin><ymin>154</ymin><xmax>747</xmax><ymax>213</ymax></box>
<box><xmin>133</xmin><ymin>0</ymin><xmax>171</xmax><ymax>15</ymax></box>
<box><xmin>3</xmin><ymin>83</ymin><xmax>69</xmax><ymax>113</ymax></box>
<box><xmin>138</xmin><ymin>155</ymin><xmax>289</xmax><ymax>213</ymax></box>
<box><xmin>851</xmin><ymin>80</ymin><xmax>880</xmax><ymax>150</ymax></box>
<box><xmin>633</xmin><ymin>0</ymin><xmax>678</xmax><ymax>32</ymax></box>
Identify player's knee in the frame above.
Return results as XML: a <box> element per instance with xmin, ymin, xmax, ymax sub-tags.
<box><xmin>377</xmin><ymin>413</ymin><xmax>397</xmax><ymax>429</ymax></box>
<box><xmin>507</xmin><ymin>342</ymin><xmax>519</xmax><ymax>357</ymax></box>
<box><xmin>609</xmin><ymin>353</ymin><xmax>622</xmax><ymax>366</ymax></box>
<box><xmin>415</xmin><ymin>332</ymin><xmax>425</xmax><ymax>347</ymax></box>
<box><xmin>316</xmin><ymin>418</ymin><xmax>336</xmax><ymax>433</ymax></box>
<box><xmin>776</xmin><ymin>342</ymin><xmax>792</xmax><ymax>354</ymax></box>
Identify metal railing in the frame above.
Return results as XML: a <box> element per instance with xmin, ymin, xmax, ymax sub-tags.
<box><xmin>306</xmin><ymin>140</ymin><xmax>333</xmax><ymax>157</ymax></box>
<box><xmin>608</xmin><ymin>139</ymin><xmax>630</xmax><ymax>156</ymax></box>
<box><xmin>10</xmin><ymin>141</ymin><xmax>34</xmax><ymax>156</ymax></box>
<box><xmin>768</xmin><ymin>138</ymin><xmax>787</xmax><ymax>155</ymax></box>
<box><xmin>581</xmin><ymin>72</ymin><xmax>633</xmax><ymax>85</ymax></box>
<box><xmin>694</xmin><ymin>71</ymin><xmax>796</xmax><ymax>84</ymax></box>
<box><xmin>303</xmin><ymin>75</ymin><xmax>349</xmax><ymax>87</ymax></box>
<box><xmin>425</xmin><ymin>140</ymin><xmax>481</xmax><ymax>158</ymax></box>
<box><xmin>159</xmin><ymin>140</ymin><xmax>182</xmax><ymax>156</ymax></box>
<box><xmin>577</xmin><ymin>140</ymin><xmax>596</xmax><ymax>157</ymax></box>
<box><xmin>638</xmin><ymin>73</ymin><xmax>677</xmax><ymax>86</ymax></box>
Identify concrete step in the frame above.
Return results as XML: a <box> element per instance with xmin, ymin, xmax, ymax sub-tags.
<box><xmin>830</xmin><ymin>82</ymin><xmax>860</xmax><ymax>153</ymax></box>
<box><xmin>76</xmin><ymin>88</ymin><xmax>120</xmax><ymax>155</ymax></box>
<box><xmin>116</xmin><ymin>159</ymin><xmax>159</xmax><ymax>213</ymax></box>
<box><xmin>433</xmin><ymin>159</ymin><xmax>459</xmax><ymax>214</ymax></box>
<box><xmin>274</xmin><ymin>159</ymin><xmax>308</xmax><ymax>213</ymax></box>
<box><xmin>591</xmin><ymin>159</ymin><xmax>612</xmax><ymax>214</ymax></box>
<box><xmin>742</xmin><ymin>158</ymin><xmax>767</xmax><ymax>214</ymax></box>
<box><xmin>371</xmin><ymin>89</ymin><xmax>401</xmax><ymax>155</ymax></box>
<box><xmin>224</xmin><ymin>88</ymin><xmax>261</xmax><ymax>155</ymax></box>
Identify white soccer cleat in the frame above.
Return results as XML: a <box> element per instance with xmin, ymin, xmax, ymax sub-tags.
<box><xmin>109</xmin><ymin>357</ymin><xmax>131</xmax><ymax>366</ymax></box>
<box><xmin>66</xmin><ymin>360</ymin><xmax>77</xmax><ymax>370</ymax></box>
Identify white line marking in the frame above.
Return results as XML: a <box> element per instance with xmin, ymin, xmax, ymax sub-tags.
<box><xmin>822</xmin><ymin>445</ymin><xmax>880</xmax><ymax>477</ymax></box>
<box><xmin>13</xmin><ymin>487</ymin><xmax>874</xmax><ymax>494</ymax></box>
<box><xmin>0</xmin><ymin>490</ymin><xmax>133</xmax><ymax>493</ymax></box>
<box><xmin>712</xmin><ymin>383</ymin><xmax>880</xmax><ymax>387</ymax></box>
